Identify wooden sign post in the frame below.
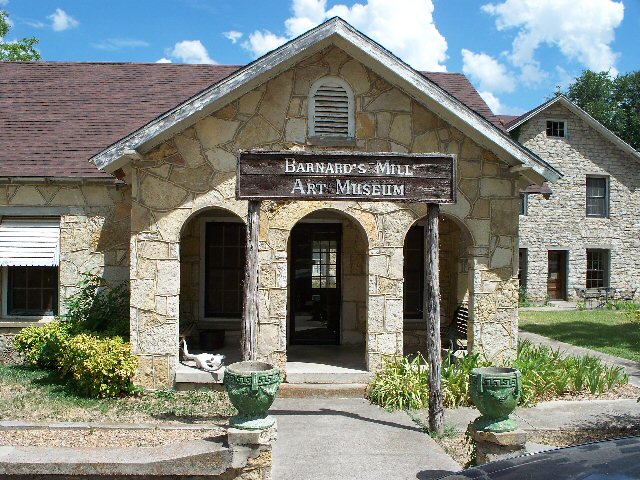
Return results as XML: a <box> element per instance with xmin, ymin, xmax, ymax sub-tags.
<box><xmin>236</xmin><ymin>150</ymin><xmax>456</xmax><ymax>434</ymax></box>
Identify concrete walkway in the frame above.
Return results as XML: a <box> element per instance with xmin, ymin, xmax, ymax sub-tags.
<box><xmin>520</xmin><ymin>331</ymin><xmax>640</xmax><ymax>388</ymax></box>
<box><xmin>270</xmin><ymin>397</ymin><xmax>460</xmax><ymax>480</ymax></box>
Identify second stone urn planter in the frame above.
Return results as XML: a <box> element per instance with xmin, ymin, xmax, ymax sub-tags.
<box><xmin>223</xmin><ymin>361</ymin><xmax>282</xmax><ymax>430</ymax></box>
<box><xmin>469</xmin><ymin>367</ymin><xmax>521</xmax><ymax>432</ymax></box>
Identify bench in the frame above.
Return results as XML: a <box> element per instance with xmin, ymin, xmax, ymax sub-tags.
<box><xmin>441</xmin><ymin>305</ymin><xmax>468</xmax><ymax>353</ymax></box>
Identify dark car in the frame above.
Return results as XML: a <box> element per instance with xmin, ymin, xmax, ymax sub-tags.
<box><xmin>438</xmin><ymin>436</ymin><xmax>640</xmax><ymax>480</ymax></box>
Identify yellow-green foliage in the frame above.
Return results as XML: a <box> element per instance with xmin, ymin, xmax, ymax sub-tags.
<box><xmin>14</xmin><ymin>321</ymin><xmax>71</xmax><ymax>368</ymax></box>
<box><xmin>59</xmin><ymin>334</ymin><xmax>138</xmax><ymax>398</ymax></box>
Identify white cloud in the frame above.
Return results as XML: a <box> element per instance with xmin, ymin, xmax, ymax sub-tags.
<box><xmin>93</xmin><ymin>38</ymin><xmax>150</xmax><ymax>51</ymax></box>
<box><xmin>242</xmin><ymin>30</ymin><xmax>289</xmax><ymax>58</ymax></box>
<box><xmin>223</xmin><ymin>30</ymin><xmax>243</xmax><ymax>44</ymax></box>
<box><xmin>26</xmin><ymin>20</ymin><xmax>45</xmax><ymax>28</ymax></box>
<box><xmin>156</xmin><ymin>58</ymin><xmax>172</xmax><ymax>63</ymax></box>
<box><xmin>48</xmin><ymin>8</ymin><xmax>79</xmax><ymax>32</ymax></box>
<box><xmin>461</xmin><ymin>49</ymin><xmax>516</xmax><ymax>93</ymax></box>
<box><xmin>478</xmin><ymin>90</ymin><xmax>524</xmax><ymax>115</ymax></box>
<box><xmin>241</xmin><ymin>0</ymin><xmax>448</xmax><ymax>71</ymax></box>
<box><xmin>482</xmin><ymin>0</ymin><xmax>624</xmax><ymax>80</ymax></box>
<box><xmin>165</xmin><ymin>40</ymin><xmax>216</xmax><ymax>64</ymax></box>
<box><xmin>0</xmin><ymin>0</ymin><xmax>9</xmax><ymax>6</ymax></box>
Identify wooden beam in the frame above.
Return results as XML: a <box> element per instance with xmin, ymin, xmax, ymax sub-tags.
<box><xmin>424</xmin><ymin>203</ymin><xmax>444</xmax><ymax>434</ymax></box>
<box><xmin>242</xmin><ymin>200</ymin><xmax>260</xmax><ymax>361</ymax></box>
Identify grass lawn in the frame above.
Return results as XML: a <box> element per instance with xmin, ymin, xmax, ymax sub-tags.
<box><xmin>0</xmin><ymin>364</ymin><xmax>235</xmax><ymax>423</ymax></box>
<box><xmin>519</xmin><ymin>309</ymin><xmax>640</xmax><ymax>363</ymax></box>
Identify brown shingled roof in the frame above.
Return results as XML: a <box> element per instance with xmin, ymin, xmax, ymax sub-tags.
<box><xmin>0</xmin><ymin>62</ymin><xmax>499</xmax><ymax>178</ymax></box>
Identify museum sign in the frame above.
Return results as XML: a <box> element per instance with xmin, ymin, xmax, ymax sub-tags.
<box><xmin>236</xmin><ymin>151</ymin><xmax>456</xmax><ymax>203</ymax></box>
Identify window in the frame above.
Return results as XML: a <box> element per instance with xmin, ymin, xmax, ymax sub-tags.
<box><xmin>546</xmin><ymin>120</ymin><xmax>566</xmax><ymax>138</ymax></box>
<box><xmin>204</xmin><ymin>222</ymin><xmax>246</xmax><ymax>317</ymax></box>
<box><xmin>7</xmin><ymin>266</ymin><xmax>58</xmax><ymax>316</ymax></box>
<box><xmin>520</xmin><ymin>193</ymin><xmax>528</xmax><ymax>215</ymax></box>
<box><xmin>308</xmin><ymin>77</ymin><xmax>354</xmax><ymax>139</ymax></box>
<box><xmin>0</xmin><ymin>217</ymin><xmax>60</xmax><ymax>318</ymax></box>
<box><xmin>518</xmin><ymin>249</ymin><xmax>528</xmax><ymax>292</ymax></box>
<box><xmin>403</xmin><ymin>226</ymin><xmax>424</xmax><ymax>319</ymax></box>
<box><xmin>586</xmin><ymin>176</ymin><xmax>608</xmax><ymax>217</ymax></box>
<box><xmin>311</xmin><ymin>239</ymin><xmax>338</xmax><ymax>288</ymax></box>
<box><xmin>586</xmin><ymin>249</ymin><xmax>609</xmax><ymax>289</ymax></box>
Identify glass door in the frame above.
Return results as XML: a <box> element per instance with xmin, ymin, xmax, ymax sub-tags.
<box><xmin>290</xmin><ymin>223</ymin><xmax>341</xmax><ymax>345</ymax></box>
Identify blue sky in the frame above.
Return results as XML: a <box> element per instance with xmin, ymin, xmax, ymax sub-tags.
<box><xmin>2</xmin><ymin>0</ymin><xmax>638</xmax><ymax>115</ymax></box>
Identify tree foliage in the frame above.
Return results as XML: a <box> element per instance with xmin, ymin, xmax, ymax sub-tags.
<box><xmin>0</xmin><ymin>10</ymin><xmax>41</xmax><ymax>61</ymax></box>
<box><xmin>566</xmin><ymin>70</ymin><xmax>640</xmax><ymax>150</ymax></box>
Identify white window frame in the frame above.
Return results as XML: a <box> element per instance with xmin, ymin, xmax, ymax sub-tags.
<box><xmin>585</xmin><ymin>175</ymin><xmax>610</xmax><ymax>218</ymax></box>
<box><xmin>308</xmin><ymin>76</ymin><xmax>355</xmax><ymax>140</ymax></box>
<box><xmin>199</xmin><ymin>216</ymin><xmax>245</xmax><ymax>323</ymax></box>
<box><xmin>545</xmin><ymin>118</ymin><xmax>568</xmax><ymax>138</ymax></box>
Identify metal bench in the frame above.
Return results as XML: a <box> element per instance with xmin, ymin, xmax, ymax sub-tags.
<box><xmin>441</xmin><ymin>305</ymin><xmax>468</xmax><ymax>353</ymax></box>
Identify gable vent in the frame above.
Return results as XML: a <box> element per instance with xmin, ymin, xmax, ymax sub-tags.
<box><xmin>309</xmin><ymin>78</ymin><xmax>354</xmax><ymax>138</ymax></box>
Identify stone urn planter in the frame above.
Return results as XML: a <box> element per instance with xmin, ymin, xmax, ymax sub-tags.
<box><xmin>469</xmin><ymin>367</ymin><xmax>521</xmax><ymax>432</ymax></box>
<box><xmin>223</xmin><ymin>361</ymin><xmax>282</xmax><ymax>430</ymax></box>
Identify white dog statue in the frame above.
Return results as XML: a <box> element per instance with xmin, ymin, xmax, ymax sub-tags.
<box><xmin>180</xmin><ymin>339</ymin><xmax>225</xmax><ymax>372</ymax></box>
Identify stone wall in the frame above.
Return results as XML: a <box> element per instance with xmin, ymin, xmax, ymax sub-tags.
<box><xmin>129</xmin><ymin>45</ymin><xmax>522</xmax><ymax>387</ymax></box>
<box><xmin>518</xmin><ymin>103</ymin><xmax>640</xmax><ymax>302</ymax></box>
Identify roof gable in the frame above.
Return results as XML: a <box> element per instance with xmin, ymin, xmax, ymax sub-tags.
<box><xmin>506</xmin><ymin>95</ymin><xmax>640</xmax><ymax>161</ymax></box>
<box><xmin>89</xmin><ymin>17</ymin><xmax>561</xmax><ymax>183</ymax></box>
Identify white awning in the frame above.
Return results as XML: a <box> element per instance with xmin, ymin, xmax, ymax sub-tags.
<box><xmin>0</xmin><ymin>217</ymin><xmax>60</xmax><ymax>267</ymax></box>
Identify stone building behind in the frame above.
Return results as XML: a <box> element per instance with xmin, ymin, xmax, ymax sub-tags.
<box><xmin>503</xmin><ymin>96</ymin><xmax>640</xmax><ymax>303</ymax></box>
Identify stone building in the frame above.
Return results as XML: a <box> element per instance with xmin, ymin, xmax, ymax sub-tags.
<box><xmin>0</xmin><ymin>18</ymin><xmax>559</xmax><ymax>387</ymax></box>
<box><xmin>502</xmin><ymin>96</ymin><xmax>640</xmax><ymax>303</ymax></box>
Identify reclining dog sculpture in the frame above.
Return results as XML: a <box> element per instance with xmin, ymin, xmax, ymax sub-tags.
<box><xmin>180</xmin><ymin>338</ymin><xmax>225</xmax><ymax>372</ymax></box>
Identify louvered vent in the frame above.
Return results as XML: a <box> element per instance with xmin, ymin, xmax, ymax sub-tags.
<box><xmin>312</xmin><ymin>81</ymin><xmax>351</xmax><ymax>137</ymax></box>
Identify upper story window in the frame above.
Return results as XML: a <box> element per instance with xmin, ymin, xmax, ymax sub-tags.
<box><xmin>586</xmin><ymin>176</ymin><xmax>609</xmax><ymax>218</ymax></box>
<box><xmin>308</xmin><ymin>77</ymin><xmax>354</xmax><ymax>140</ymax></box>
<box><xmin>546</xmin><ymin>120</ymin><xmax>566</xmax><ymax>138</ymax></box>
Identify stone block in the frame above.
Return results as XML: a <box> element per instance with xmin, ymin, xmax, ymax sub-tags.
<box><xmin>196</xmin><ymin>116</ymin><xmax>240</xmax><ymax>149</ymax></box>
<box><xmin>367</xmin><ymin>88</ymin><xmax>411</xmax><ymax>112</ymax></box>
<box><xmin>228</xmin><ymin>424</ymin><xmax>278</xmax><ymax>446</ymax></box>
<box><xmin>468</xmin><ymin>424</ymin><xmax>527</xmax><ymax>464</ymax></box>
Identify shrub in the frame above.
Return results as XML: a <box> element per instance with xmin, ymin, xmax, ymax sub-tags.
<box><xmin>518</xmin><ymin>287</ymin><xmax>532</xmax><ymax>307</ymax></box>
<box><xmin>59</xmin><ymin>333</ymin><xmax>138</xmax><ymax>398</ymax></box>
<box><xmin>64</xmin><ymin>273</ymin><xmax>129</xmax><ymax>338</ymax></box>
<box><xmin>14</xmin><ymin>321</ymin><xmax>71</xmax><ymax>368</ymax></box>
<box><xmin>368</xmin><ymin>340</ymin><xmax>628</xmax><ymax>411</ymax></box>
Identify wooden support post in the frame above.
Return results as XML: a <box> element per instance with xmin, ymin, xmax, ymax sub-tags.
<box><xmin>424</xmin><ymin>203</ymin><xmax>444</xmax><ymax>435</ymax></box>
<box><xmin>242</xmin><ymin>200</ymin><xmax>260</xmax><ymax>361</ymax></box>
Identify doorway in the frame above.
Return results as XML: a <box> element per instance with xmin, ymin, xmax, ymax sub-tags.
<box><xmin>547</xmin><ymin>250</ymin><xmax>568</xmax><ymax>300</ymax></box>
<box><xmin>290</xmin><ymin>223</ymin><xmax>341</xmax><ymax>345</ymax></box>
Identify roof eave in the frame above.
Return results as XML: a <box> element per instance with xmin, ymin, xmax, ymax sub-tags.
<box><xmin>90</xmin><ymin>17</ymin><xmax>561</xmax><ymax>183</ymax></box>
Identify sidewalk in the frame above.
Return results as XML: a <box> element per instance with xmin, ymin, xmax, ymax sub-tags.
<box><xmin>270</xmin><ymin>397</ymin><xmax>460</xmax><ymax>480</ymax></box>
<box><xmin>520</xmin><ymin>331</ymin><xmax>640</xmax><ymax>388</ymax></box>
<box><xmin>435</xmin><ymin>398</ymin><xmax>640</xmax><ymax>432</ymax></box>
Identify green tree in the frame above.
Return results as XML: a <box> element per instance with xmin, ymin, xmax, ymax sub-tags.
<box><xmin>566</xmin><ymin>70</ymin><xmax>640</xmax><ymax>150</ymax></box>
<box><xmin>0</xmin><ymin>10</ymin><xmax>41</xmax><ymax>61</ymax></box>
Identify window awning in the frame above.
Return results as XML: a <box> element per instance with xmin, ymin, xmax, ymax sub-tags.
<box><xmin>0</xmin><ymin>217</ymin><xmax>60</xmax><ymax>267</ymax></box>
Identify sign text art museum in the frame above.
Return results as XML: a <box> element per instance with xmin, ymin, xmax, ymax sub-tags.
<box><xmin>236</xmin><ymin>151</ymin><xmax>457</xmax><ymax>203</ymax></box>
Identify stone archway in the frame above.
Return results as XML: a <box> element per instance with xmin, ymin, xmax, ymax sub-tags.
<box><xmin>178</xmin><ymin>207</ymin><xmax>246</xmax><ymax>361</ymax></box>
<box><xmin>402</xmin><ymin>213</ymin><xmax>473</xmax><ymax>355</ymax></box>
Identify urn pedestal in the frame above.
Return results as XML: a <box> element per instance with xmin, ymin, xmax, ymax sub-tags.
<box><xmin>469</xmin><ymin>367</ymin><xmax>521</xmax><ymax>433</ymax></box>
<box><xmin>223</xmin><ymin>361</ymin><xmax>282</xmax><ymax>430</ymax></box>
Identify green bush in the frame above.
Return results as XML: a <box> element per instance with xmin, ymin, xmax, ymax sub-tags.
<box><xmin>64</xmin><ymin>273</ymin><xmax>129</xmax><ymax>338</ymax></box>
<box><xmin>368</xmin><ymin>340</ymin><xmax>628</xmax><ymax>411</ymax></box>
<box><xmin>14</xmin><ymin>321</ymin><xmax>71</xmax><ymax>368</ymax></box>
<box><xmin>59</xmin><ymin>333</ymin><xmax>138</xmax><ymax>398</ymax></box>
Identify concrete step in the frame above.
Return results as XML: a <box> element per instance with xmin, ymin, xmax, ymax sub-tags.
<box><xmin>278</xmin><ymin>383</ymin><xmax>368</xmax><ymax>398</ymax></box>
<box><xmin>285</xmin><ymin>370</ymin><xmax>371</xmax><ymax>384</ymax></box>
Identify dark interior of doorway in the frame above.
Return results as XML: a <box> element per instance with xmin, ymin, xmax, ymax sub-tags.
<box><xmin>290</xmin><ymin>223</ymin><xmax>342</xmax><ymax>345</ymax></box>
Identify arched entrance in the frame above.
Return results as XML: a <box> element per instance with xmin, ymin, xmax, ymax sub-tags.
<box><xmin>178</xmin><ymin>207</ymin><xmax>245</xmax><ymax>366</ymax></box>
<box><xmin>403</xmin><ymin>214</ymin><xmax>473</xmax><ymax>354</ymax></box>
<box><xmin>286</xmin><ymin>209</ymin><xmax>369</xmax><ymax>377</ymax></box>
